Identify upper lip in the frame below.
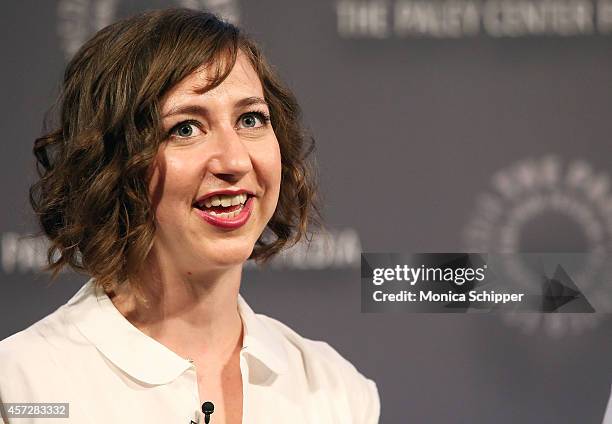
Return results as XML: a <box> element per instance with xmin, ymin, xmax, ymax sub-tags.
<box><xmin>194</xmin><ymin>189</ymin><xmax>255</xmax><ymax>204</ymax></box>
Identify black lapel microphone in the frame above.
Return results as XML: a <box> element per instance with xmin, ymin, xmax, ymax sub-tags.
<box><xmin>202</xmin><ymin>401</ymin><xmax>214</xmax><ymax>424</ymax></box>
<box><xmin>189</xmin><ymin>401</ymin><xmax>215</xmax><ymax>424</ymax></box>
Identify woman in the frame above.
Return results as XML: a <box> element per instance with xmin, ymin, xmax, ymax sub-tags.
<box><xmin>0</xmin><ymin>8</ymin><xmax>380</xmax><ymax>424</ymax></box>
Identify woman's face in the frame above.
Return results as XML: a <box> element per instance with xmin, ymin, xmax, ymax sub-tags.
<box><xmin>148</xmin><ymin>52</ymin><xmax>281</xmax><ymax>274</ymax></box>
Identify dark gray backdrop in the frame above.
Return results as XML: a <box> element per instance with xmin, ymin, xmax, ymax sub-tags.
<box><xmin>1</xmin><ymin>1</ymin><xmax>612</xmax><ymax>423</ymax></box>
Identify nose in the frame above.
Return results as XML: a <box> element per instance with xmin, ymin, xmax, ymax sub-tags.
<box><xmin>207</xmin><ymin>126</ymin><xmax>253</xmax><ymax>183</ymax></box>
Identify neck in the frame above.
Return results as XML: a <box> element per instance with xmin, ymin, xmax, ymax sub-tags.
<box><xmin>107</xmin><ymin>256</ymin><xmax>244</xmax><ymax>363</ymax></box>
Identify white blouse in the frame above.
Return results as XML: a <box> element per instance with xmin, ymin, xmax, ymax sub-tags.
<box><xmin>0</xmin><ymin>279</ymin><xmax>380</xmax><ymax>423</ymax></box>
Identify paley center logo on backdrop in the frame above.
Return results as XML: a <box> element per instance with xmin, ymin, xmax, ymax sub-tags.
<box><xmin>1</xmin><ymin>228</ymin><xmax>361</xmax><ymax>275</ymax></box>
<box><xmin>336</xmin><ymin>0</ymin><xmax>612</xmax><ymax>38</ymax></box>
<box><xmin>57</xmin><ymin>0</ymin><xmax>240</xmax><ymax>60</ymax></box>
<box><xmin>463</xmin><ymin>156</ymin><xmax>612</xmax><ymax>337</ymax></box>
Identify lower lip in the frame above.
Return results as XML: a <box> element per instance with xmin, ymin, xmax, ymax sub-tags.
<box><xmin>193</xmin><ymin>196</ymin><xmax>254</xmax><ymax>229</ymax></box>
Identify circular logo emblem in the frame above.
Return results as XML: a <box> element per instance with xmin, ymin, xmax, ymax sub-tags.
<box><xmin>463</xmin><ymin>156</ymin><xmax>612</xmax><ymax>337</ymax></box>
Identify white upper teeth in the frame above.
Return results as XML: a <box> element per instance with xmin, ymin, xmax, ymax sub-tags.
<box><xmin>200</xmin><ymin>193</ymin><xmax>248</xmax><ymax>209</ymax></box>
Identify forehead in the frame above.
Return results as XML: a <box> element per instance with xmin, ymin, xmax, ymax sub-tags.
<box><xmin>160</xmin><ymin>52</ymin><xmax>264</xmax><ymax>111</ymax></box>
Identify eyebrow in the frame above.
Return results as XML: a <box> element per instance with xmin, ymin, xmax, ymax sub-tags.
<box><xmin>162</xmin><ymin>96</ymin><xmax>269</xmax><ymax>119</ymax></box>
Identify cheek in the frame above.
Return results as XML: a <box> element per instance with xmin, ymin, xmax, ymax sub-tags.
<box><xmin>147</xmin><ymin>161</ymin><xmax>164</xmax><ymax>209</ymax></box>
<box><xmin>262</xmin><ymin>140</ymin><xmax>282</xmax><ymax>193</ymax></box>
<box><xmin>250</xmin><ymin>138</ymin><xmax>282</xmax><ymax>212</ymax></box>
<box><xmin>148</xmin><ymin>152</ymin><xmax>200</xmax><ymax>212</ymax></box>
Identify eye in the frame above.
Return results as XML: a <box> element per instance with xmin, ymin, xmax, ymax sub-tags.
<box><xmin>169</xmin><ymin>121</ymin><xmax>202</xmax><ymax>139</ymax></box>
<box><xmin>237</xmin><ymin>111</ymin><xmax>270</xmax><ymax>129</ymax></box>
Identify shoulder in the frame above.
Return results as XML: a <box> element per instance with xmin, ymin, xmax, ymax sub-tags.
<box><xmin>256</xmin><ymin>313</ymin><xmax>381</xmax><ymax>423</ymax></box>
<box><xmin>0</xmin><ymin>305</ymin><xmax>77</xmax><ymax>400</ymax></box>
<box><xmin>0</xmin><ymin>282</ymin><xmax>96</xmax><ymax>369</ymax></box>
<box><xmin>0</xmin><ymin>305</ymin><xmax>65</xmax><ymax>360</ymax></box>
<box><xmin>0</xmin><ymin>302</ymin><xmax>75</xmax><ymax>353</ymax></box>
<box><xmin>268</xmin><ymin>314</ymin><xmax>372</xmax><ymax>385</ymax></box>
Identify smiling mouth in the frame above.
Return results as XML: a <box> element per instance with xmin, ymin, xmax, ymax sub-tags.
<box><xmin>192</xmin><ymin>193</ymin><xmax>253</xmax><ymax>219</ymax></box>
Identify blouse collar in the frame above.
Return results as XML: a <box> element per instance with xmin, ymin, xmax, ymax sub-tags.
<box><xmin>65</xmin><ymin>278</ymin><xmax>288</xmax><ymax>385</ymax></box>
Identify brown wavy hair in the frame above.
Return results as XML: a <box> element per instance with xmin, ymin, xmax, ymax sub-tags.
<box><xmin>30</xmin><ymin>8</ymin><xmax>321</xmax><ymax>294</ymax></box>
